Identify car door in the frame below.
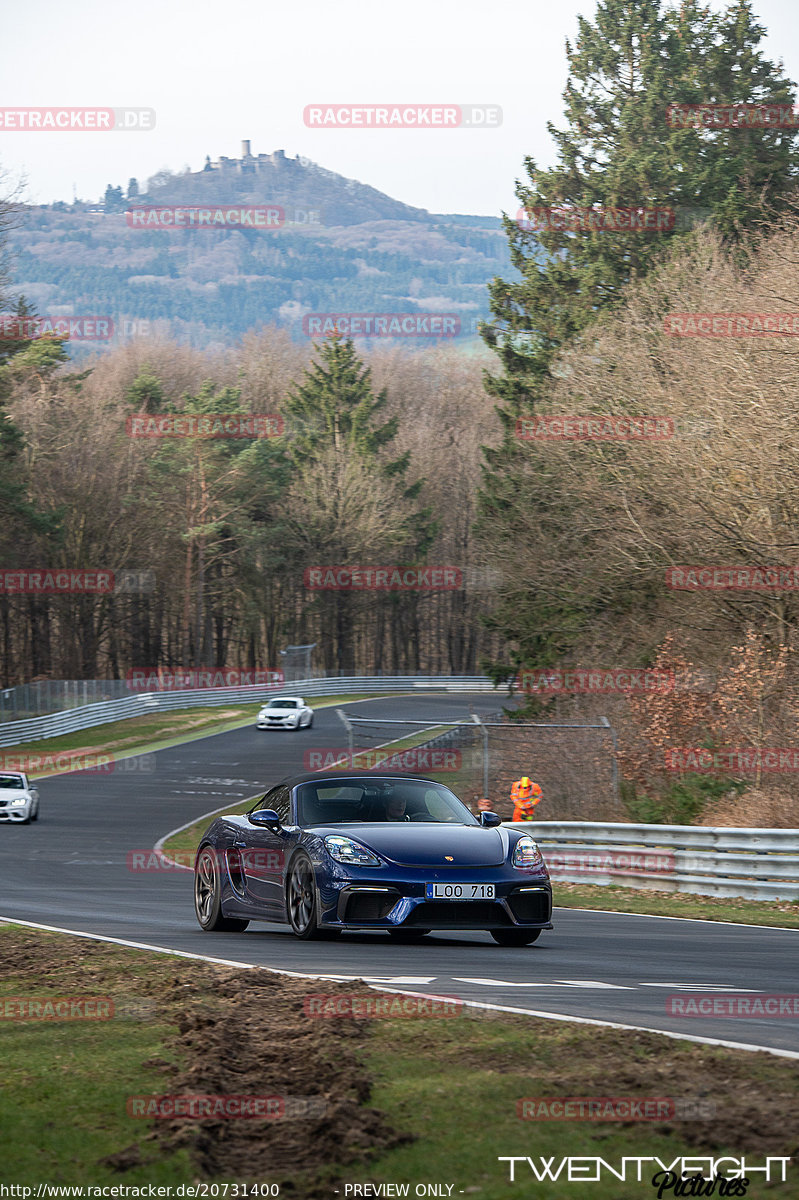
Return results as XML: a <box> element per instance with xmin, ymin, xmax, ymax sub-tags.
<box><xmin>239</xmin><ymin>785</ymin><xmax>291</xmax><ymax>915</ymax></box>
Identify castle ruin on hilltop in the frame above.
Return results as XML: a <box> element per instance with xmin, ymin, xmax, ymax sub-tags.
<box><xmin>204</xmin><ymin>140</ymin><xmax>299</xmax><ymax>173</ymax></box>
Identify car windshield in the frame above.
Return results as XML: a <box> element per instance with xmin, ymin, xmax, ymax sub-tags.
<box><xmin>0</xmin><ymin>775</ymin><xmax>25</xmax><ymax>789</ymax></box>
<box><xmin>267</xmin><ymin>699</ymin><xmax>298</xmax><ymax>709</ymax></box>
<box><xmin>297</xmin><ymin>778</ymin><xmax>479</xmax><ymax>826</ymax></box>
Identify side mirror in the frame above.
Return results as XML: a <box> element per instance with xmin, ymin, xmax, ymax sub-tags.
<box><xmin>248</xmin><ymin>808</ymin><xmax>281</xmax><ymax>831</ymax></box>
<box><xmin>480</xmin><ymin>811</ymin><xmax>502</xmax><ymax>827</ymax></box>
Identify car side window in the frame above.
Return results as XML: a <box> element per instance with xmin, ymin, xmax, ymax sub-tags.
<box><xmin>269</xmin><ymin>786</ymin><xmax>291</xmax><ymax>825</ymax></box>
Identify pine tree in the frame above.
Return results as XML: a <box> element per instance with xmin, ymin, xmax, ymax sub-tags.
<box><xmin>482</xmin><ymin>0</ymin><xmax>799</xmax><ymax>413</ymax></box>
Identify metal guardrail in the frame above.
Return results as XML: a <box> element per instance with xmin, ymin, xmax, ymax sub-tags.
<box><xmin>0</xmin><ymin>676</ymin><xmax>503</xmax><ymax>747</ymax></box>
<box><xmin>514</xmin><ymin>820</ymin><xmax>799</xmax><ymax>901</ymax></box>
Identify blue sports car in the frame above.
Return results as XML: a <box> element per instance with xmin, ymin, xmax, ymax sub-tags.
<box><xmin>193</xmin><ymin>771</ymin><xmax>553</xmax><ymax>945</ymax></box>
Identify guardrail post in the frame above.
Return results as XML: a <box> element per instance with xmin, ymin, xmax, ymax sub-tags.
<box><xmin>336</xmin><ymin>708</ymin><xmax>354</xmax><ymax>757</ymax></box>
<box><xmin>601</xmin><ymin>715</ymin><xmax>620</xmax><ymax>805</ymax></box>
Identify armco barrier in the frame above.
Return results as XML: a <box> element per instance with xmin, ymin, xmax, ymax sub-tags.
<box><xmin>518</xmin><ymin>820</ymin><xmax>799</xmax><ymax>901</ymax></box>
<box><xmin>0</xmin><ymin>676</ymin><xmax>503</xmax><ymax>747</ymax></box>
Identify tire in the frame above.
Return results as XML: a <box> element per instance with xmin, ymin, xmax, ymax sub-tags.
<box><xmin>287</xmin><ymin>853</ymin><xmax>323</xmax><ymax>939</ymax></box>
<box><xmin>19</xmin><ymin>814</ymin><xmax>31</xmax><ymax>825</ymax></box>
<box><xmin>387</xmin><ymin>928</ymin><xmax>431</xmax><ymax>942</ymax></box>
<box><xmin>490</xmin><ymin>928</ymin><xmax>542</xmax><ymax>947</ymax></box>
<box><xmin>306</xmin><ymin>713</ymin><xmax>314</xmax><ymax>729</ymax></box>
<box><xmin>31</xmin><ymin>801</ymin><xmax>39</xmax><ymax>822</ymax></box>
<box><xmin>194</xmin><ymin>845</ymin><xmax>249</xmax><ymax>932</ymax></box>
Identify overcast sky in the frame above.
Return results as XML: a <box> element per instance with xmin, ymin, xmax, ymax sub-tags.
<box><xmin>2</xmin><ymin>0</ymin><xmax>798</xmax><ymax>217</ymax></box>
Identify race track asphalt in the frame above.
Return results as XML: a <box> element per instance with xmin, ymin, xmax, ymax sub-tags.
<box><xmin>1</xmin><ymin>693</ymin><xmax>797</xmax><ymax>1055</ymax></box>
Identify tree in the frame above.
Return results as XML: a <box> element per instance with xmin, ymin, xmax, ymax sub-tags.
<box><xmin>280</xmin><ymin>335</ymin><xmax>435</xmax><ymax>672</ymax></box>
<box><xmin>482</xmin><ymin>0</ymin><xmax>799</xmax><ymax>414</ymax></box>
<box><xmin>103</xmin><ymin>184</ymin><xmax>125</xmax><ymax>212</ymax></box>
<box><xmin>477</xmin><ymin>0</ymin><xmax>799</xmax><ymax>681</ymax></box>
<box><xmin>127</xmin><ymin>178</ymin><xmax>139</xmax><ymax>200</ymax></box>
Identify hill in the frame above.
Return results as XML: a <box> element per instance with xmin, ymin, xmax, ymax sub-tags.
<box><xmin>9</xmin><ymin>143</ymin><xmax>515</xmax><ymax>351</ymax></box>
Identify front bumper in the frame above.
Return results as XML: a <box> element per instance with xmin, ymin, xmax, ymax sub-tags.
<box><xmin>256</xmin><ymin>717</ymin><xmax>298</xmax><ymax>729</ymax></box>
<box><xmin>0</xmin><ymin>801</ymin><xmax>33</xmax><ymax>822</ymax></box>
<box><xmin>317</xmin><ymin>866</ymin><xmax>553</xmax><ymax>930</ymax></box>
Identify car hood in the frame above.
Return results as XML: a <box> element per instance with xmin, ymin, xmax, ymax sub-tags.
<box><xmin>312</xmin><ymin>822</ymin><xmax>509</xmax><ymax>868</ymax></box>
<box><xmin>0</xmin><ymin>787</ymin><xmax>30</xmax><ymax>798</ymax></box>
<box><xmin>260</xmin><ymin>707</ymin><xmax>298</xmax><ymax>715</ymax></box>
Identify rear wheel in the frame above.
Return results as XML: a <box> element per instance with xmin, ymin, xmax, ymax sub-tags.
<box><xmin>490</xmin><ymin>928</ymin><xmax>542</xmax><ymax>947</ymax></box>
<box><xmin>194</xmin><ymin>846</ymin><xmax>249</xmax><ymax>932</ymax></box>
<box><xmin>287</xmin><ymin>853</ymin><xmax>322</xmax><ymax>939</ymax></box>
<box><xmin>388</xmin><ymin>928</ymin><xmax>431</xmax><ymax>942</ymax></box>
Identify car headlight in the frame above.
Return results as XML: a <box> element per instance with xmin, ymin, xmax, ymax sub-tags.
<box><xmin>512</xmin><ymin>835</ymin><xmax>545</xmax><ymax>870</ymax></box>
<box><xmin>10</xmin><ymin>797</ymin><xmax>28</xmax><ymax>807</ymax></box>
<box><xmin>324</xmin><ymin>836</ymin><xmax>382</xmax><ymax>867</ymax></box>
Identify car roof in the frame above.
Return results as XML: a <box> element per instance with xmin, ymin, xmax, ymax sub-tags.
<box><xmin>277</xmin><ymin>771</ymin><xmax>443</xmax><ymax>787</ymax></box>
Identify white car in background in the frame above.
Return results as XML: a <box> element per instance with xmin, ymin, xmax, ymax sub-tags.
<box><xmin>0</xmin><ymin>771</ymin><xmax>39</xmax><ymax>824</ymax></box>
<box><xmin>256</xmin><ymin>696</ymin><xmax>314</xmax><ymax>731</ymax></box>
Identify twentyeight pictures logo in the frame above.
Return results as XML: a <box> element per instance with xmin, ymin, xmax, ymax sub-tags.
<box><xmin>0</xmin><ymin>107</ymin><xmax>154</xmax><ymax>130</ymax></box>
<box><xmin>302</xmin><ymin>313</ymin><xmax>460</xmax><ymax>338</ymax></box>
<box><xmin>127</xmin><ymin>206</ymin><xmax>284</xmax><ymax>230</ymax></box>
<box><xmin>304</xmin><ymin>104</ymin><xmax>501</xmax><ymax>128</ymax></box>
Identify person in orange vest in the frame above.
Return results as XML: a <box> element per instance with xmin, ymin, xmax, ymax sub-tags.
<box><xmin>511</xmin><ymin>776</ymin><xmax>543</xmax><ymax>821</ymax></box>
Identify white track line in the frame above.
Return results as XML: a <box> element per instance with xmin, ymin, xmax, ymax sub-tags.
<box><xmin>2</xmin><ymin>915</ymin><xmax>798</xmax><ymax>1061</ymax></box>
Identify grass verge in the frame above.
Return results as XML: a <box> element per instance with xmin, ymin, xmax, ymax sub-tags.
<box><xmin>2</xmin><ymin>923</ymin><xmax>799</xmax><ymax>1196</ymax></box>
<box><xmin>553</xmin><ymin>881</ymin><xmax>799</xmax><ymax>928</ymax></box>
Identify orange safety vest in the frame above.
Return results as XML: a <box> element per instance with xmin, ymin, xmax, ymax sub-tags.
<box><xmin>511</xmin><ymin>777</ymin><xmax>542</xmax><ymax>821</ymax></box>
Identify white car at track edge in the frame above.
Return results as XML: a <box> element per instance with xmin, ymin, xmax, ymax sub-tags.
<box><xmin>0</xmin><ymin>771</ymin><xmax>40</xmax><ymax>824</ymax></box>
<box><xmin>256</xmin><ymin>696</ymin><xmax>314</xmax><ymax>731</ymax></box>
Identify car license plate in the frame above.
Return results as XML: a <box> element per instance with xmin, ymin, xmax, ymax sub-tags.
<box><xmin>425</xmin><ymin>883</ymin><xmax>495</xmax><ymax>900</ymax></box>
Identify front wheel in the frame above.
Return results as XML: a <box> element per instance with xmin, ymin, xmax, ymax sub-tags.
<box><xmin>490</xmin><ymin>928</ymin><xmax>542</xmax><ymax>947</ymax></box>
<box><xmin>287</xmin><ymin>853</ymin><xmax>322</xmax><ymax>939</ymax></box>
<box><xmin>30</xmin><ymin>800</ymin><xmax>39</xmax><ymax>822</ymax></box>
<box><xmin>194</xmin><ymin>846</ymin><xmax>249</xmax><ymax>932</ymax></box>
